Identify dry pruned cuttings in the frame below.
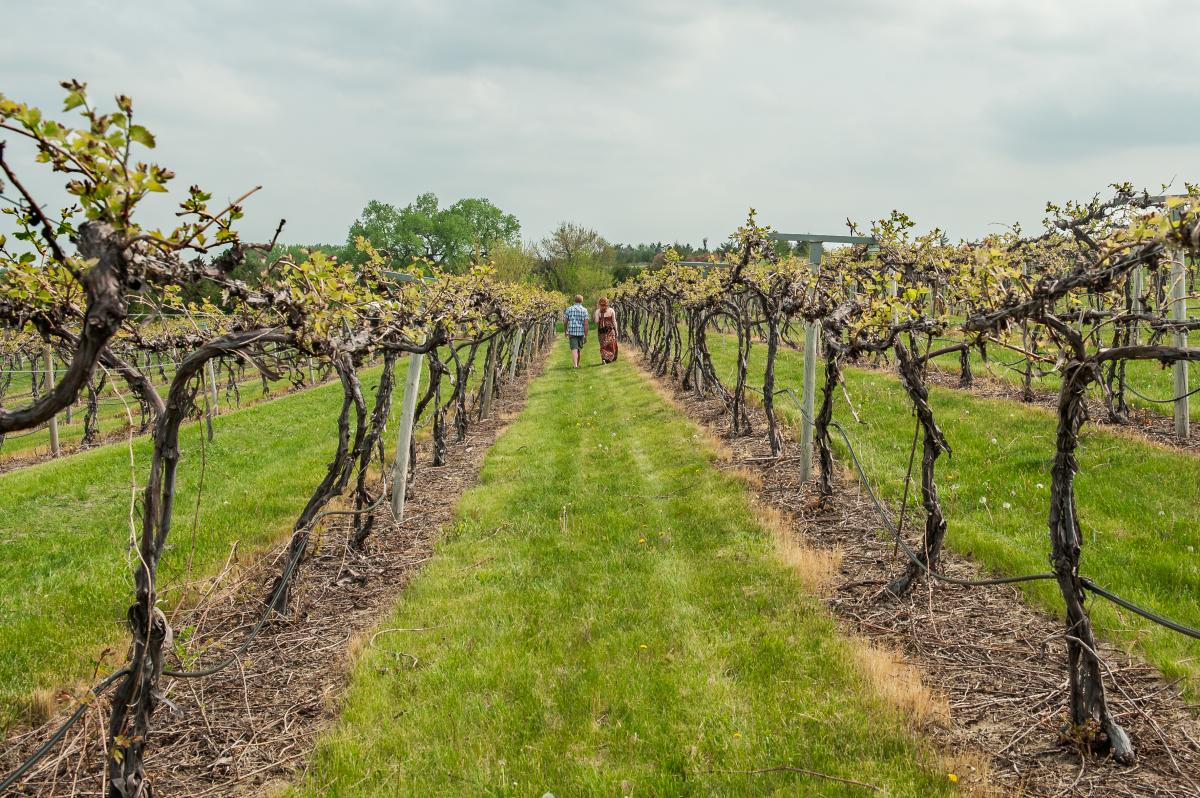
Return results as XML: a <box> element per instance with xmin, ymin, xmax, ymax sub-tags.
<box><xmin>614</xmin><ymin>190</ymin><xmax>1200</xmax><ymax>769</ymax></box>
<box><xmin>0</xmin><ymin>81</ymin><xmax>563</xmax><ymax>797</ymax></box>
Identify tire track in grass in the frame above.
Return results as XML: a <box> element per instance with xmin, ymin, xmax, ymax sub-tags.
<box><xmin>294</xmin><ymin>342</ymin><xmax>954</xmax><ymax>797</ymax></box>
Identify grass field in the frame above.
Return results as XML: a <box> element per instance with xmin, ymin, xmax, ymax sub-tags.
<box><xmin>0</xmin><ymin>361</ymin><xmax>302</xmax><ymax>463</ymax></box>
<box><xmin>922</xmin><ymin>330</ymin><xmax>1200</xmax><ymax>419</ymax></box>
<box><xmin>0</xmin><ymin>358</ymin><xmax>430</xmax><ymax>729</ymax></box>
<box><xmin>294</xmin><ymin>342</ymin><xmax>953</xmax><ymax>797</ymax></box>
<box><xmin>706</xmin><ymin>333</ymin><xmax>1200</xmax><ymax>698</ymax></box>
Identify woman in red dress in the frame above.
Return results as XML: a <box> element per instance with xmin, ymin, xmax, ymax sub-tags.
<box><xmin>595</xmin><ymin>297</ymin><xmax>619</xmax><ymax>364</ymax></box>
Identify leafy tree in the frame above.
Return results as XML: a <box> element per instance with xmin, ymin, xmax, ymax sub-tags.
<box><xmin>491</xmin><ymin>241</ymin><xmax>540</xmax><ymax>284</ymax></box>
<box><xmin>345</xmin><ymin>193</ymin><xmax>519</xmax><ymax>272</ymax></box>
<box><xmin>535</xmin><ymin>222</ymin><xmax>615</xmax><ymax>297</ymax></box>
<box><xmin>451</xmin><ymin>197</ymin><xmax>521</xmax><ymax>259</ymax></box>
<box><xmin>612</xmin><ymin>263</ymin><xmax>643</xmax><ymax>283</ymax></box>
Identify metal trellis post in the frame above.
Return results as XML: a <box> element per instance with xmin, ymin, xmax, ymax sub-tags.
<box><xmin>1172</xmin><ymin>247</ymin><xmax>1190</xmax><ymax>439</ymax></box>
<box><xmin>799</xmin><ymin>242</ymin><xmax>822</xmax><ymax>482</ymax></box>
<box><xmin>390</xmin><ymin>348</ymin><xmax>425</xmax><ymax>519</ymax></box>
<box><xmin>45</xmin><ymin>345</ymin><xmax>60</xmax><ymax>457</ymax></box>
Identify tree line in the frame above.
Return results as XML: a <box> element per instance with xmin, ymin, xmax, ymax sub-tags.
<box><xmin>179</xmin><ymin>192</ymin><xmax>742</xmax><ymax>307</ymax></box>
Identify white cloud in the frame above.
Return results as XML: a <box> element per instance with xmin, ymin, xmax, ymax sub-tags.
<box><xmin>2</xmin><ymin>0</ymin><xmax>1198</xmax><ymax>248</ymax></box>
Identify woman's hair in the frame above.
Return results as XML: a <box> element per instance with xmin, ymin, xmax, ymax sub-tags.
<box><xmin>597</xmin><ymin>297</ymin><xmax>609</xmax><ymax>308</ymax></box>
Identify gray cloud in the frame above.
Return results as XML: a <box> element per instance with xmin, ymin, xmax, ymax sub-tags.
<box><xmin>2</xmin><ymin>0</ymin><xmax>1198</xmax><ymax>248</ymax></box>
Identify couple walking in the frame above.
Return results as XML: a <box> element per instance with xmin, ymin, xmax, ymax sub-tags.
<box><xmin>565</xmin><ymin>294</ymin><xmax>618</xmax><ymax>368</ymax></box>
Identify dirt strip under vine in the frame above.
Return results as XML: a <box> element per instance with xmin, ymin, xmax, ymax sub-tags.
<box><xmin>636</xmin><ymin>356</ymin><xmax>1200</xmax><ymax>798</ymax></box>
<box><xmin>1</xmin><ymin>347</ymin><xmax>551</xmax><ymax>797</ymax></box>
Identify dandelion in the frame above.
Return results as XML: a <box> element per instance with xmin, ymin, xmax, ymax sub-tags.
<box><xmin>639</xmin><ymin>644</ymin><xmax>648</xmax><ymax>649</ymax></box>
<box><xmin>948</xmin><ymin>773</ymin><xmax>958</xmax><ymax>783</ymax></box>
<box><xmin>1036</xmin><ymin>483</ymin><xmax>1044</xmax><ymax>490</ymax></box>
<box><xmin>978</xmin><ymin>496</ymin><xmax>988</xmax><ymax>505</ymax></box>
<box><xmin>1002</xmin><ymin>502</ymin><xmax>1012</xmax><ymax>510</ymax></box>
<box><xmin>733</xmin><ymin>732</ymin><xmax>742</xmax><ymax>738</ymax></box>
<box><xmin>990</xmin><ymin>437</ymin><xmax>998</xmax><ymax>445</ymax></box>
<box><xmin>638</xmin><ymin>538</ymin><xmax>646</xmax><ymax>544</ymax></box>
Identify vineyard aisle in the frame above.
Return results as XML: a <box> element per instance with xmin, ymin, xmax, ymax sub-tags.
<box><xmin>294</xmin><ymin>342</ymin><xmax>954</xmax><ymax>797</ymax></box>
<box><xmin>0</xmin><ymin>361</ymin><xmax>412</xmax><ymax>728</ymax></box>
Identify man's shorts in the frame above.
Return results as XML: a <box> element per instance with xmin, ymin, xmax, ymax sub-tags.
<box><xmin>569</xmin><ymin>334</ymin><xmax>585</xmax><ymax>351</ymax></box>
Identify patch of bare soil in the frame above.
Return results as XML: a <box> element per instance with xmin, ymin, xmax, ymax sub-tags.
<box><xmin>639</xmin><ymin>359</ymin><xmax>1200</xmax><ymax>797</ymax></box>
<box><xmin>1</xmin><ymin>350</ymin><xmax>550</xmax><ymax>797</ymax></box>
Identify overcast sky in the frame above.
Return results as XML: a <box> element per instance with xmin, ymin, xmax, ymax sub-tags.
<box><xmin>3</xmin><ymin>0</ymin><xmax>1198</xmax><ymax>248</ymax></box>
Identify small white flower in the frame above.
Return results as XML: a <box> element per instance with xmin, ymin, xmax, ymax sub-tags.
<box><xmin>979</xmin><ymin>496</ymin><xmax>988</xmax><ymax>505</ymax></box>
<box><xmin>990</xmin><ymin>437</ymin><xmax>998</xmax><ymax>445</ymax></box>
<box><xmin>1036</xmin><ymin>483</ymin><xmax>1044</xmax><ymax>490</ymax></box>
<box><xmin>1158</xmin><ymin>510</ymin><xmax>1166</xmax><ymax>517</ymax></box>
<box><xmin>1002</xmin><ymin>502</ymin><xmax>1012</xmax><ymax>510</ymax></box>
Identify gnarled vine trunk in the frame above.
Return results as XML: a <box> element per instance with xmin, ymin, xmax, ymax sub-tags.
<box><xmin>106</xmin><ymin>329</ymin><xmax>291</xmax><ymax>798</ymax></box>
<box><xmin>351</xmin><ymin>350</ymin><xmax>399</xmax><ymax>548</ymax></box>
<box><xmin>1048</xmin><ymin>360</ymin><xmax>1134</xmax><ymax>763</ymax></box>
<box><xmin>270</xmin><ymin>353</ymin><xmax>365</xmax><ymax>611</ymax></box>
<box><xmin>885</xmin><ymin>340</ymin><xmax>951</xmax><ymax>598</ymax></box>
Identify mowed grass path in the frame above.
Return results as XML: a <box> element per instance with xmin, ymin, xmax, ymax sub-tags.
<box><xmin>706</xmin><ymin>334</ymin><xmax>1200</xmax><ymax>696</ymax></box>
<box><xmin>296</xmin><ymin>342</ymin><xmax>950</xmax><ymax>797</ymax></box>
<box><xmin>0</xmin><ymin>361</ymin><xmax>415</xmax><ymax>728</ymax></box>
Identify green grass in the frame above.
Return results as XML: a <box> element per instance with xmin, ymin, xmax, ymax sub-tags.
<box><xmin>295</xmin><ymin>342</ymin><xmax>952</xmax><ymax>797</ymax></box>
<box><xmin>0</xmin><ymin>356</ymin><xmax>445</xmax><ymax>729</ymax></box>
<box><xmin>923</xmin><ymin>329</ymin><xmax>1200</xmax><ymax>419</ymax></box>
<box><xmin>0</xmin><ymin>363</ymin><xmax>301</xmax><ymax>463</ymax></box>
<box><xmin>706</xmin><ymin>334</ymin><xmax>1200</xmax><ymax>697</ymax></box>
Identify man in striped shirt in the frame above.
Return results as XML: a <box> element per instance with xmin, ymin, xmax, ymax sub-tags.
<box><xmin>564</xmin><ymin>294</ymin><xmax>589</xmax><ymax>368</ymax></box>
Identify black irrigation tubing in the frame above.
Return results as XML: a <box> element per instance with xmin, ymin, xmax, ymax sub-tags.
<box><xmin>1080</xmin><ymin>578</ymin><xmax>1200</xmax><ymax>641</ymax></box>
<box><xmin>777</xmin><ymin>387</ymin><xmax>1200</xmax><ymax>634</ymax></box>
<box><xmin>160</xmin><ymin>543</ymin><xmax>305</xmax><ymax>679</ymax></box>
<box><xmin>993</xmin><ymin>355</ymin><xmax>1030</xmax><ymax>370</ymax></box>
<box><xmin>163</xmin><ymin>476</ymin><xmax>392</xmax><ymax>679</ymax></box>
<box><xmin>776</xmin><ymin>386</ymin><xmax>1061</xmax><ymax>588</ymax></box>
<box><xmin>0</xmin><ymin>427</ymin><xmax>49</xmax><ymax>441</ymax></box>
<box><xmin>1122</xmin><ymin>381</ymin><xmax>1200</xmax><ymax>405</ymax></box>
<box><xmin>0</xmin><ymin>667</ymin><xmax>131</xmax><ymax>793</ymax></box>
